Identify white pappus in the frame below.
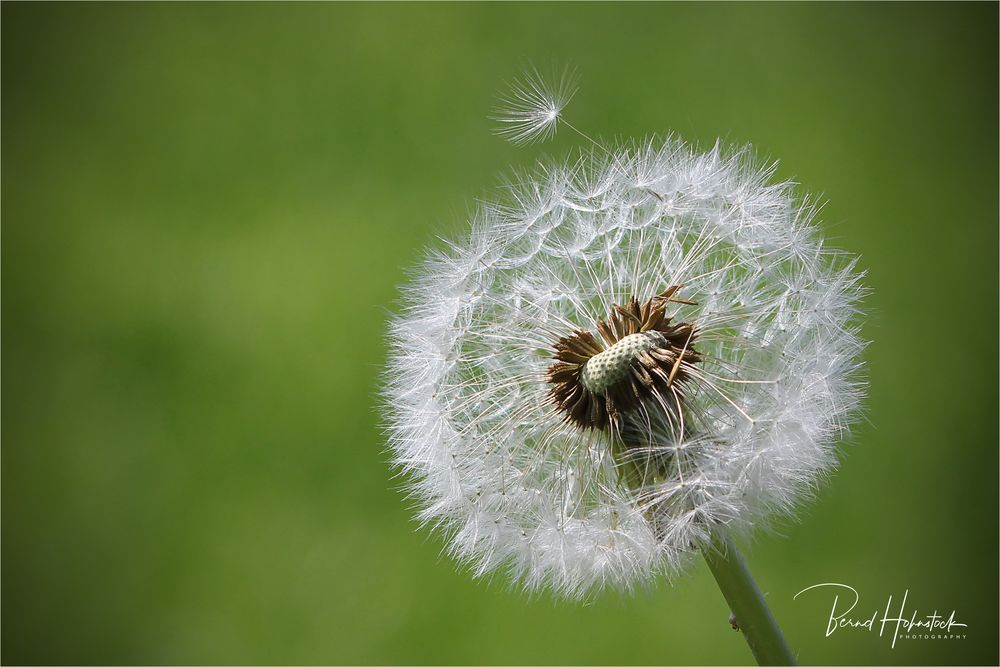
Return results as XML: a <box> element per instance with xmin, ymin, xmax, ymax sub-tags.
<box><xmin>491</xmin><ymin>64</ymin><xmax>579</xmax><ymax>146</ymax></box>
<box><xmin>384</xmin><ymin>76</ymin><xmax>867</xmax><ymax>598</ymax></box>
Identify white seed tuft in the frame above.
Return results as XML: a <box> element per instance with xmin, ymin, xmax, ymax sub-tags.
<box><xmin>492</xmin><ymin>64</ymin><xmax>579</xmax><ymax>145</ymax></box>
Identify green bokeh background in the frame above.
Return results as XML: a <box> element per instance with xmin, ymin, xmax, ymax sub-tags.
<box><xmin>3</xmin><ymin>3</ymin><xmax>997</xmax><ymax>665</ymax></box>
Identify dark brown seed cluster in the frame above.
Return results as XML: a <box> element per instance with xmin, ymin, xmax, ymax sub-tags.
<box><xmin>546</xmin><ymin>286</ymin><xmax>701</xmax><ymax>431</ymax></box>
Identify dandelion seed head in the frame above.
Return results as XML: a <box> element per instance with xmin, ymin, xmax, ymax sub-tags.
<box><xmin>385</xmin><ymin>136</ymin><xmax>867</xmax><ymax>598</ymax></box>
<box><xmin>492</xmin><ymin>65</ymin><xmax>579</xmax><ymax>145</ymax></box>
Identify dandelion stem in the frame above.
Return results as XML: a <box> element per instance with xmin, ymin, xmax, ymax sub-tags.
<box><xmin>702</xmin><ymin>533</ymin><xmax>797</xmax><ymax>666</ymax></box>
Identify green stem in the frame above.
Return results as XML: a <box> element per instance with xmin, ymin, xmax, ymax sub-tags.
<box><xmin>702</xmin><ymin>533</ymin><xmax>797</xmax><ymax>666</ymax></box>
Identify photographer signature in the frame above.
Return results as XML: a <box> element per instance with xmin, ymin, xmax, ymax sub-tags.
<box><xmin>793</xmin><ymin>582</ymin><xmax>967</xmax><ymax>648</ymax></box>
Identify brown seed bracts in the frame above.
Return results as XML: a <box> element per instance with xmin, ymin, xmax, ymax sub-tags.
<box><xmin>546</xmin><ymin>285</ymin><xmax>702</xmax><ymax>431</ymax></box>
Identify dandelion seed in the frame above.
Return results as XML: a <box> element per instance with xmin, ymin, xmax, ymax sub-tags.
<box><xmin>492</xmin><ymin>64</ymin><xmax>579</xmax><ymax>145</ymax></box>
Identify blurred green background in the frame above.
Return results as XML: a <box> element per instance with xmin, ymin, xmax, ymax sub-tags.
<box><xmin>3</xmin><ymin>3</ymin><xmax>997</xmax><ymax>665</ymax></box>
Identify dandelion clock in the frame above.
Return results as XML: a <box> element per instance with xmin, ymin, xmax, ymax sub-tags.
<box><xmin>383</xmin><ymin>67</ymin><xmax>866</xmax><ymax>665</ymax></box>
